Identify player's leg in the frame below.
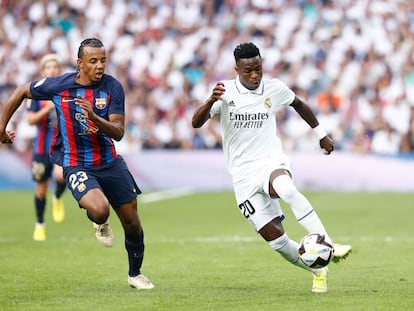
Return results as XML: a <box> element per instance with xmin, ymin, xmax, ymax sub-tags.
<box><xmin>238</xmin><ymin>189</ymin><xmax>328</xmax><ymax>292</ymax></box>
<box><xmin>114</xmin><ymin>199</ymin><xmax>153</xmax><ymax>289</ymax></box>
<box><xmin>237</xmin><ymin>192</ymin><xmax>310</xmax><ymax>271</ymax></box>
<box><xmin>260</xmin><ymin>218</ymin><xmax>321</xmax><ymax>269</ymax></box>
<box><xmin>78</xmin><ymin>188</ymin><xmax>110</xmax><ymax>223</ymax></box>
<box><xmin>269</xmin><ymin>169</ymin><xmax>351</xmax><ymax>263</ymax></box>
<box><xmin>52</xmin><ymin>164</ymin><xmax>66</xmax><ymax>223</ymax></box>
<box><xmin>79</xmin><ymin>188</ymin><xmax>114</xmax><ymax>247</ymax></box>
<box><xmin>31</xmin><ymin>155</ymin><xmax>53</xmax><ymax>241</ymax></box>
<box><xmin>101</xmin><ymin>156</ymin><xmax>153</xmax><ymax>289</ymax></box>
<box><xmin>269</xmin><ymin>169</ymin><xmax>327</xmax><ymax>235</ymax></box>
<box><xmin>63</xmin><ymin>166</ymin><xmax>113</xmax><ymax>246</ymax></box>
<box><xmin>259</xmin><ymin>217</ymin><xmax>328</xmax><ymax>293</ymax></box>
<box><xmin>33</xmin><ymin>180</ymin><xmax>48</xmax><ymax>241</ymax></box>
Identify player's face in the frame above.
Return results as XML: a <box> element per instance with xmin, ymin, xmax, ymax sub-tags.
<box><xmin>42</xmin><ymin>60</ymin><xmax>61</xmax><ymax>78</ymax></box>
<box><xmin>77</xmin><ymin>46</ymin><xmax>106</xmax><ymax>84</ymax></box>
<box><xmin>235</xmin><ymin>56</ymin><xmax>263</xmax><ymax>90</ymax></box>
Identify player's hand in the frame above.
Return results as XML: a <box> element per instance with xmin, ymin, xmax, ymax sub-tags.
<box><xmin>0</xmin><ymin>130</ymin><xmax>16</xmax><ymax>144</ymax></box>
<box><xmin>320</xmin><ymin>135</ymin><xmax>334</xmax><ymax>155</ymax></box>
<box><xmin>75</xmin><ymin>95</ymin><xmax>97</xmax><ymax>121</ymax></box>
<box><xmin>209</xmin><ymin>82</ymin><xmax>225</xmax><ymax>102</ymax></box>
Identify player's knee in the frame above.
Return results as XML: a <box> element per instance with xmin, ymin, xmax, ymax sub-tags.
<box><xmin>273</xmin><ymin>175</ymin><xmax>298</xmax><ymax>203</ymax></box>
<box><xmin>88</xmin><ymin>208</ymin><xmax>109</xmax><ymax>224</ymax></box>
<box><xmin>83</xmin><ymin>202</ymin><xmax>110</xmax><ymax>224</ymax></box>
<box><xmin>93</xmin><ymin>213</ymin><xmax>109</xmax><ymax>224</ymax></box>
<box><xmin>36</xmin><ymin>185</ymin><xmax>48</xmax><ymax>198</ymax></box>
<box><xmin>122</xmin><ymin>216</ymin><xmax>142</xmax><ymax>235</ymax></box>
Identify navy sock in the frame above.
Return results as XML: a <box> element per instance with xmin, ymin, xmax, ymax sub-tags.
<box><xmin>35</xmin><ymin>197</ymin><xmax>46</xmax><ymax>223</ymax></box>
<box><xmin>54</xmin><ymin>182</ymin><xmax>66</xmax><ymax>199</ymax></box>
<box><xmin>125</xmin><ymin>231</ymin><xmax>145</xmax><ymax>277</ymax></box>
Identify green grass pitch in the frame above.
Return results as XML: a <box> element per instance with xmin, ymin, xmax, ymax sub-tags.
<box><xmin>0</xmin><ymin>191</ymin><xmax>413</xmax><ymax>311</ymax></box>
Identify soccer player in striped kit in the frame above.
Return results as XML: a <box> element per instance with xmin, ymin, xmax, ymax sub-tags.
<box><xmin>27</xmin><ymin>54</ymin><xmax>66</xmax><ymax>241</ymax></box>
<box><xmin>0</xmin><ymin>38</ymin><xmax>153</xmax><ymax>290</ymax></box>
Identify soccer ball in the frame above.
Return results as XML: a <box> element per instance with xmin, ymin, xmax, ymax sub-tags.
<box><xmin>298</xmin><ymin>233</ymin><xmax>334</xmax><ymax>268</ymax></box>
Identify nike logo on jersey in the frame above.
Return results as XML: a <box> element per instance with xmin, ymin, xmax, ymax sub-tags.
<box><xmin>62</xmin><ymin>98</ymin><xmax>76</xmax><ymax>102</ymax></box>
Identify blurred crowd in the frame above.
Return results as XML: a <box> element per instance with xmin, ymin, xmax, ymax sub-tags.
<box><xmin>1</xmin><ymin>0</ymin><xmax>414</xmax><ymax>156</ymax></box>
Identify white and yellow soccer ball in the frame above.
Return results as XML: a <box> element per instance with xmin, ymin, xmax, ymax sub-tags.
<box><xmin>298</xmin><ymin>232</ymin><xmax>334</xmax><ymax>268</ymax></box>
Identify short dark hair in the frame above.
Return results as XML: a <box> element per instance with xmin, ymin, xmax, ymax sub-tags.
<box><xmin>77</xmin><ymin>38</ymin><xmax>104</xmax><ymax>58</ymax></box>
<box><xmin>233</xmin><ymin>42</ymin><xmax>261</xmax><ymax>63</ymax></box>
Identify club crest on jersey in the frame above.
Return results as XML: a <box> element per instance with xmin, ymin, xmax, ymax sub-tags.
<box><xmin>264</xmin><ymin>97</ymin><xmax>271</xmax><ymax>109</ymax></box>
<box><xmin>95</xmin><ymin>98</ymin><xmax>107</xmax><ymax>110</ymax></box>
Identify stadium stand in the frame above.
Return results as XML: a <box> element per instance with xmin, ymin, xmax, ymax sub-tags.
<box><xmin>0</xmin><ymin>0</ymin><xmax>413</xmax><ymax>156</ymax></box>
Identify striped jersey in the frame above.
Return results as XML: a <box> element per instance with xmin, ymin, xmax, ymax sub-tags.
<box><xmin>209</xmin><ymin>77</ymin><xmax>295</xmax><ymax>182</ymax></box>
<box><xmin>27</xmin><ymin>100</ymin><xmax>56</xmax><ymax>155</ymax></box>
<box><xmin>30</xmin><ymin>72</ymin><xmax>125</xmax><ymax>167</ymax></box>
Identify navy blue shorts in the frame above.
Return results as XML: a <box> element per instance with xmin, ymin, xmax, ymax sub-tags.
<box><xmin>63</xmin><ymin>156</ymin><xmax>141</xmax><ymax>209</ymax></box>
<box><xmin>32</xmin><ymin>154</ymin><xmax>53</xmax><ymax>182</ymax></box>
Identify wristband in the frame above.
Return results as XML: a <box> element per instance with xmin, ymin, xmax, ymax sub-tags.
<box><xmin>313</xmin><ymin>125</ymin><xmax>327</xmax><ymax>140</ymax></box>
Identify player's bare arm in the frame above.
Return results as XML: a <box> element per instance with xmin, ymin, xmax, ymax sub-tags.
<box><xmin>192</xmin><ymin>82</ymin><xmax>225</xmax><ymax>128</ymax></box>
<box><xmin>0</xmin><ymin>83</ymin><xmax>32</xmax><ymax>143</ymax></box>
<box><xmin>290</xmin><ymin>96</ymin><xmax>334</xmax><ymax>155</ymax></box>
<box><xmin>75</xmin><ymin>95</ymin><xmax>125</xmax><ymax>141</ymax></box>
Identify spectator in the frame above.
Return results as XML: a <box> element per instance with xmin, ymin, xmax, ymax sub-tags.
<box><xmin>370</xmin><ymin>122</ymin><xmax>402</xmax><ymax>155</ymax></box>
<box><xmin>0</xmin><ymin>0</ymin><xmax>413</xmax><ymax>155</ymax></box>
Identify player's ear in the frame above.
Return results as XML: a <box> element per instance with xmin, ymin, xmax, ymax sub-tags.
<box><xmin>76</xmin><ymin>58</ymin><xmax>83</xmax><ymax>70</ymax></box>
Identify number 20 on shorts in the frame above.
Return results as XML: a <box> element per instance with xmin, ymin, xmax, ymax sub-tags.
<box><xmin>238</xmin><ymin>200</ymin><xmax>256</xmax><ymax>218</ymax></box>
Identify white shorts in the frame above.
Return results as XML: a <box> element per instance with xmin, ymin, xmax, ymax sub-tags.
<box><xmin>232</xmin><ymin>154</ymin><xmax>292</xmax><ymax>231</ymax></box>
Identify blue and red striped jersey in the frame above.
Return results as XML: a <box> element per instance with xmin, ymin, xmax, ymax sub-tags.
<box><xmin>30</xmin><ymin>72</ymin><xmax>125</xmax><ymax>167</ymax></box>
<box><xmin>27</xmin><ymin>99</ymin><xmax>56</xmax><ymax>155</ymax></box>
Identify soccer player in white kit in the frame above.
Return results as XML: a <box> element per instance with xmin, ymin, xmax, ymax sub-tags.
<box><xmin>192</xmin><ymin>42</ymin><xmax>351</xmax><ymax>293</ymax></box>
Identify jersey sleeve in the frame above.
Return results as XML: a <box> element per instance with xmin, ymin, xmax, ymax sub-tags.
<box><xmin>209</xmin><ymin>100</ymin><xmax>223</xmax><ymax>117</ymax></box>
<box><xmin>271</xmin><ymin>78</ymin><xmax>295</xmax><ymax>108</ymax></box>
<box><xmin>107</xmin><ymin>78</ymin><xmax>125</xmax><ymax>115</ymax></box>
<box><xmin>30</xmin><ymin>78</ymin><xmax>55</xmax><ymax>100</ymax></box>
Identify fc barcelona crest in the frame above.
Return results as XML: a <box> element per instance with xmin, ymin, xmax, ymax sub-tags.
<box><xmin>264</xmin><ymin>97</ymin><xmax>271</xmax><ymax>108</ymax></box>
<box><xmin>95</xmin><ymin>98</ymin><xmax>107</xmax><ymax>109</ymax></box>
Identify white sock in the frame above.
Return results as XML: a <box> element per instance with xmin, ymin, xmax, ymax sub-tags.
<box><xmin>272</xmin><ymin>175</ymin><xmax>327</xmax><ymax>235</ymax></box>
<box><xmin>268</xmin><ymin>233</ymin><xmax>324</xmax><ymax>275</ymax></box>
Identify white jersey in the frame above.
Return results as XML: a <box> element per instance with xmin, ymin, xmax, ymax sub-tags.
<box><xmin>210</xmin><ymin>77</ymin><xmax>295</xmax><ymax>183</ymax></box>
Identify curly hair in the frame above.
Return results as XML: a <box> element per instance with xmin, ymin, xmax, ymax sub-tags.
<box><xmin>233</xmin><ymin>42</ymin><xmax>261</xmax><ymax>63</ymax></box>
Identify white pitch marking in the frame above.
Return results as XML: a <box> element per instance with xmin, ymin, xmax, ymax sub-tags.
<box><xmin>140</xmin><ymin>188</ymin><xmax>195</xmax><ymax>203</ymax></box>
